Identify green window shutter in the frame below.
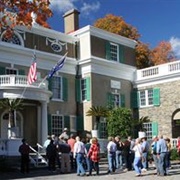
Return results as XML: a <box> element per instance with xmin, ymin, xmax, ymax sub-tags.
<box><xmin>75</xmin><ymin>79</ymin><xmax>81</xmax><ymax>102</ymax></box>
<box><xmin>152</xmin><ymin>122</ymin><xmax>158</xmax><ymax>136</ymax></box>
<box><xmin>19</xmin><ymin>69</ymin><xmax>25</xmax><ymax>75</ymax></box>
<box><xmin>153</xmin><ymin>88</ymin><xmax>160</xmax><ymax>106</ymax></box>
<box><xmin>107</xmin><ymin>92</ymin><xmax>113</xmax><ymax>108</ymax></box>
<box><xmin>64</xmin><ymin>116</ymin><xmax>70</xmax><ymax>130</ymax></box>
<box><xmin>119</xmin><ymin>45</ymin><xmax>124</xmax><ymax>63</ymax></box>
<box><xmin>48</xmin><ymin>79</ymin><xmax>53</xmax><ymax>99</ymax></box>
<box><xmin>62</xmin><ymin>77</ymin><xmax>68</xmax><ymax>101</ymax></box>
<box><xmin>106</xmin><ymin>41</ymin><xmax>111</xmax><ymax>60</ymax></box>
<box><xmin>48</xmin><ymin>78</ymin><xmax>52</xmax><ymax>91</ymax></box>
<box><xmin>0</xmin><ymin>67</ymin><xmax>5</xmax><ymax>75</ymax></box>
<box><xmin>76</xmin><ymin>116</ymin><xmax>84</xmax><ymax>131</ymax></box>
<box><xmin>48</xmin><ymin>114</ymin><xmax>52</xmax><ymax>135</ymax></box>
<box><xmin>131</xmin><ymin>90</ymin><xmax>139</xmax><ymax>108</ymax></box>
<box><xmin>86</xmin><ymin>77</ymin><xmax>91</xmax><ymax>101</ymax></box>
<box><xmin>120</xmin><ymin>94</ymin><xmax>125</xmax><ymax>107</ymax></box>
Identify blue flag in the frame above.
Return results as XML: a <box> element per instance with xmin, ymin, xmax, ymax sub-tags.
<box><xmin>48</xmin><ymin>52</ymin><xmax>67</xmax><ymax>78</ymax></box>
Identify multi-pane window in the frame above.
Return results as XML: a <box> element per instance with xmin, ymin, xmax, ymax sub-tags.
<box><xmin>110</xmin><ymin>43</ymin><xmax>119</xmax><ymax>61</ymax></box>
<box><xmin>81</xmin><ymin>79</ymin><xmax>87</xmax><ymax>101</ymax></box>
<box><xmin>51</xmin><ymin>76</ymin><xmax>62</xmax><ymax>100</ymax></box>
<box><xmin>143</xmin><ymin>123</ymin><xmax>152</xmax><ymax>140</ymax></box>
<box><xmin>6</xmin><ymin>68</ymin><xmax>17</xmax><ymax>75</ymax></box>
<box><xmin>51</xmin><ymin>115</ymin><xmax>63</xmax><ymax>136</ymax></box>
<box><xmin>100</xmin><ymin>118</ymin><xmax>108</xmax><ymax>139</ymax></box>
<box><xmin>142</xmin><ymin>122</ymin><xmax>158</xmax><ymax>141</ymax></box>
<box><xmin>112</xmin><ymin>93</ymin><xmax>120</xmax><ymax>107</ymax></box>
<box><xmin>139</xmin><ymin>89</ymin><xmax>153</xmax><ymax>107</ymax></box>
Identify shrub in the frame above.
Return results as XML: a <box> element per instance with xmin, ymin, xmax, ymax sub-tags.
<box><xmin>170</xmin><ymin>148</ymin><xmax>179</xmax><ymax>160</ymax></box>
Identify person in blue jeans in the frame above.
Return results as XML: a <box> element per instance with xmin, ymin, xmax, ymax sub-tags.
<box><xmin>132</xmin><ymin>138</ymin><xmax>143</xmax><ymax>177</ymax></box>
<box><xmin>141</xmin><ymin>137</ymin><xmax>149</xmax><ymax>172</ymax></box>
<box><xmin>115</xmin><ymin>136</ymin><xmax>124</xmax><ymax>169</ymax></box>
<box><xmin>156</xmin><ymin>135</ymin><xmax>168</xmax><ymax>176</ymax></box>
<box><xmin>73</xmin><ymin>136</ymin><xmax>86</xmax><ymax>176</ymax></box>
<box><xmin>107</xmin><ymin>136</ymin><xmax>117</xmax><ymax>174</ymax></box>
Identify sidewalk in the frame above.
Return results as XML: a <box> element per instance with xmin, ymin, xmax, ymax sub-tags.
<box><xmin>1</xmin><ymin>161</ymin><xmax>180</xmax><ymax>180</ymax></box>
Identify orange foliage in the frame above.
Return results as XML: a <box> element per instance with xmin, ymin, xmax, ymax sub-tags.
<box><xmin>150</xmin><ymin>41</ymin><xmax>176</xmax><ymax>65</ymax></box>
<box><xmin>94</xmin><ymin>14</ymin><xmax>140</xmax><ymax>41</ymax></box>
<box><xmin>94</xmin><ymin>14</ymin><xmax>177</xmax><ymax>68</ymax></box>
<box><xmin>0</xmin><ymin>0</ymin><xmax>52</xmax><ymax>29</ymax></box>
<box><xmin>135</xmin><ymin>42</ymin><xmax>152</xmax><ymax>69</ymax></box>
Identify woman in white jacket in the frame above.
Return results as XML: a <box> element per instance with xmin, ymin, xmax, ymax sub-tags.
<box><xmin>133</xmin><ymin>138</ymin><xmax>143</xmax><ymax>177</ymax></box>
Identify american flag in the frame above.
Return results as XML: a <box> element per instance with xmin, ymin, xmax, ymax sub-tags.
<box><xmin>27</xmin><ymin>50</ymin><xmax>37</xmax><ymax>85</ymax></box>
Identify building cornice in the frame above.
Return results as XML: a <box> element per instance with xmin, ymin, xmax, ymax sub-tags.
<box><xmin>14</xmin><ymin>24</ymin><xmax>78</xmax><ymax>44</ymax></box>
<box><xmin>0</xmin><ymin>42</ymin><xmax>77</xmax><ymax>75</ymax></box>
<box><xmin>71</xmin><ymin>25</ymin><xmax>137</xmax><ymax>48</ymax></box>
<box><xmin>78</xmin><ymin>56</ymin><xmax>136</xmax><ymax>81</ymax></box>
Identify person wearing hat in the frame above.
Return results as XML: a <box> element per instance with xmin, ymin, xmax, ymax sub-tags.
<box><xmin>60</xmin><ymin>127</ymin><xmax>69</xmax><ymax>140</ymax></box>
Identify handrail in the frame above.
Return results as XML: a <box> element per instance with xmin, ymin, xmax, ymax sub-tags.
<box><xmin>29</xmin><ymin>145</ymin><xmax>47</xmax><ymax>167</ymax></box>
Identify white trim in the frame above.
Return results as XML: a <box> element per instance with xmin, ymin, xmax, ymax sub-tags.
<box><xmin>0</xmin><ymin>41</ymin><xmax>77</xmax><ymax>75</ymax></box>
<box><xmin>71</xmin><ymin>25</ymin><xmax>137</xmax><ymax>48</ymax></box>
<box><xmin>79</xmin><ymin>56</ymin><xmax>136</xmax><ymax>81</ymax></box>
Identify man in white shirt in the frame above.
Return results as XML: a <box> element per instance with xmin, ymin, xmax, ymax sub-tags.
<box><xmin>107</xmin><ymin>136</ymin><xmax>117</xmax><ymax>174</ymax></box>
<box><xmin>73</xmin><ymin>136</ymin><xmax>86</xmax><ymax>176</ymax></box>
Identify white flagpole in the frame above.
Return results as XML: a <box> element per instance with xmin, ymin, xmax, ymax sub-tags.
<box><xmin>38</xmin><ymin>75</ymin><xmax>48</xmax><ymax>88</ymax></box>
<box><xmin>19</xmin><ymin>46</ymin><xmax>37</xmax><ymax>99</ymax></box>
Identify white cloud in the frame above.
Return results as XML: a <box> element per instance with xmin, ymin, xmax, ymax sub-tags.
<box><xmin>50</xmin><ymin>0</ymin><xmax>100</xmax><ymax>16</ymax></box>
<box><xmin>50</xmin><ymin>0</ymin><xmax>77</xmax><ymax>13</ymax></box>
<box><xmin>170</xmin><ymin>37</ymin><xmax>180</xmax><ymax>58</ymax></box>
<box><xmin>80</xmin><ymin>2</ymin><xmax>100</xmax><ymax>16</ymax></box>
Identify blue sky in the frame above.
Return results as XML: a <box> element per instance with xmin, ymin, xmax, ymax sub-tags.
<box><xmin>48</xmin><ymin>0</ymin><xmax>180</xmax><ymax>57</ymax></box>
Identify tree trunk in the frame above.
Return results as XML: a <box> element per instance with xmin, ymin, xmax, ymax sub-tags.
<box><xmin>94</xmin><ymin>116</ymin><xmax>100</xmax><ymax>130</ymax></box>
<box><xmin>9</xmin><ymin>110</ymin><xmax>15</xmax><ymax>127</ymax></box>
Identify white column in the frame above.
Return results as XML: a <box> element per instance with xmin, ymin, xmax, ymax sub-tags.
<box><xmin>41</xmin><ymin>101</ymin><xmax>48</xmax><ymax>145</ymax></box>
<box><xmin>37</xmin><ymin>105</ymin><xmax>41</xmax><ymax>144</ymax></box>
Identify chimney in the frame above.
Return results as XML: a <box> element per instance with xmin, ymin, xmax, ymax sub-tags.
<box><xmin>63</xmin><ymin>9</ymin><xmax>80</xmax><ymax>34</ymax></box>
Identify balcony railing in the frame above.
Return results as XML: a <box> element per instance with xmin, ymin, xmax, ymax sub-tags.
<box><xmin>136</xmin><ymin>60</ymin><xmax>180</xmax><ymax>80</ymax></box>
<box><xmin>0</xmin><ymin>75</ymin><xmax>48</xmax><ymax>90</ymax></box>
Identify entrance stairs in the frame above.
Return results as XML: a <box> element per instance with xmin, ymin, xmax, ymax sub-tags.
<box><xmin>29</xmin><ymin>143</ymin><xmax>48</xmax><ymax>168</ymax></box>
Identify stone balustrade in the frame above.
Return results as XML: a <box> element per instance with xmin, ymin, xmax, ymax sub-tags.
<box><xmin>0</xmin><ymin>75</ymin><xmax>48</xmax><ymax>89</ymax></box>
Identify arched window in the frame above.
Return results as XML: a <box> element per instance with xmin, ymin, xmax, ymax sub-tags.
<box><xmin>1</xmin><ymin>30</ymin><xmax>24</xmax><ymax>46</ymax></box>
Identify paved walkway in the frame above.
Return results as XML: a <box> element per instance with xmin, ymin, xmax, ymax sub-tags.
<box><xmin>1</xmin><ymin>162</ymin><xmax>180</xmax><ymax>180</ymax></box>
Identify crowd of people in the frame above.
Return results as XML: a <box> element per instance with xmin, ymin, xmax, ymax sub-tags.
<box><xmin>18</xmin><ymin>129</ymin><xmax>180</xmax><ymax>177</ymax></box>
<box><xmin>43</xmin><ymin>128</ymin><xmax>100</xmax><ymax>176</ymax></box>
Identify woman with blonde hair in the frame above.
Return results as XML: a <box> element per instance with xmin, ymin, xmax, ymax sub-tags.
<box><xmin>132</xmin><ymin>138</ymin><xmax>143</xmax><ymax>177</ymax></box>
<box><xmin>87</xmin><ymin>137</ymin><xmax>100</xmax><ymax>176</ymax></box>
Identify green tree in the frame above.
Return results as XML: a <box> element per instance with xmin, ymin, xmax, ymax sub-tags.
<box><xmin>106</xmin><ymin>107</ymin><xmax>133</xmax><ymax>138</ymax></box>
<box><xmin>86</xmin><ymin>106</ymin><xmax>109</xmax><ymax>130</ymax></box>
<box><xmin>0</xmin><ymin>98</ymin><xmax>23</xmax><ymax>128</ymax></box>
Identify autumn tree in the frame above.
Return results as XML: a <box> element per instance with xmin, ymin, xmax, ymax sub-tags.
<box><xmin>94</xmin><ymin>14</ymin><xmax>177</xmax><ymax>68</ymax></box>
<box><xmin>94</xmin><ymin>14</ymin><xmax>140</xmax><ymax>41</ymax></box>
<box><xmin>0</xmin><ymin>0</ymin><xmax>52</xmax><ymax>31</ymax></box>
<box><xmin>135</xmin><ymin>42</ymin><xmax>152</xmax><ymax>69</ymax></box>
<box><xmin>150</xmin><ymin>41</ymin><xmax>176</xmax><ymax>65</ymax></box>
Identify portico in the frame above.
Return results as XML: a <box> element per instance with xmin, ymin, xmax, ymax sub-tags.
<box><xmin>0</xmin><ymin>74</ymin><xmax>52</xmax><ymax>147</ymax></box>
